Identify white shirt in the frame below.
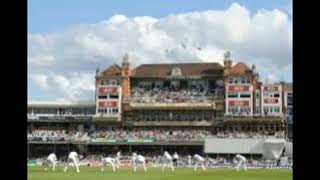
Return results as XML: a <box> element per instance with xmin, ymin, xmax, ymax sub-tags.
<box><xmin>116</xmin><ymin>152</ymin><xmax>121</xmax><ymax>158</ymax></box>
<box><xmin>194</xmin><ymin>154</ymin><xmax>204</xmax><ymax>161</ymax></box>
<box><xmin>235</xmin><ymin>154</ymin><xmax>246</xmax><ymax>162</ymax></box>
<box><xmin>102</xmin><ymin>157</ymin><xmax>115</xmax><ymax>164</ymax></box>
<box><xmin>68</xmin><ymin>152</ymin><xmax>78</xmax><ymax>160</ymax></box>
<box><xmin>173</xmin><ymin>153</ymin><xmax>179</xmax><ymax>159</ymax></box>
<box><xmin>136</xmin><ymin>155</ymin><xmax>145</xmax><ymax>162</ymax></box>
<box><xmin>47</xmin><ymin>153</ymin><xmax>56</xmax><ymax>161</ymax></box>
<box><xmin>164</xmin><ymin>152</ymin><xmax>172</xmax><ymax>160</ymax></box>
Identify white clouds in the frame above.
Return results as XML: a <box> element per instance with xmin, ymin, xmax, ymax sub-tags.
<box><xmin>29</xmin><ymin>55</ymin><xmax>56</xmax><ymax>66</ymax></box>
<box><xmin>49</xmin><ymin>73</ymin><xmax>95</xmax><ymax>101</ymax></box>
<box><xmin>284</xmin><ymin>0</ymin><xmax>292</xmax><ymax>17</ymax></box>
<box><xmin>28</xmin><ymin>3</ymin><xmax>292</xmax><ymax>101</ymax></box>
<box><xmin>30</xmin><ymin>74</ymin><xmax>48</xmax><ymax>89</ymax></box>
<box><xmin>108</xmin><ymin>14</ymin><xmax>128</xmax><ymax>24</ymax></box>
<box><xmin>30</xmin><ymin>73</ymin><xmax>95</xmax><ymax>101</ymax></box>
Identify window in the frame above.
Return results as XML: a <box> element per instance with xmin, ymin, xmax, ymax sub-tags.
<box><xmin>228</xmin><ymin>92</ymin><xmax>238</xmax><ymax>98</ymax></box>
<box><xmin>98</xmin><ymin>107</ymin><xmax>108</xmax><ymax>114</ymax></box>
<box><xmin>288</xmin><ymin>109</ymin><xmax>293</xmax><ymax>116</ymax></box>
<box><xmin>270</xmin><ymin>107</ymin><xmax>274</xmax><ymax>113</ymax></box>
<box><xmin>112</xmin><ymin>108</ymin><xmax>118</xmax><ymax>114</ymax></box>
<box><xmin>241</xmin><ymin>79</ymin><xmax>245</xmax><ymax>84</ymax></box>
<box><xmin>229</xmin><ymin>79</ymin><xmax>233</xmax><ymax>84</ymax></box>
<box><xmin>247</xmin><ymin>80</ymin><xmax>251</xmax><ymax>84</ymax></box>
<box><xmin>216</xmin><ymin>112</ymin><xmax>223</xmax><ymax>118</ymax></box>
<box><xmin>109</xmin><ymin>94</ymin><xmax>119</xmax><ymax>99</ymax></box>
<box><xmin>287</xmin><ymin>93</ymin><xmax>293</xmax><ymax>105</ymax></box>
<box><xmin>274</xmin><ymin>107</ymin><xmax>280</xmax><ymax>113</ymax></box>
<box><xmin>274</xmin><ymin>93</ymin><xmax>280</xmax><ymax>98</ymax></box>
<box><xmin>239</xmin><ymin>107</ymin><xmax>250</xmax><ymax>114</ymax></box>
<box><xmin>240</xmin><ymin>93</ymin><xmax>251</xmax><ymax>98</ymax></box>
<box><xmin>234</xmin><ymin>80</ymin><xmax>238</xmax><ymax>84</ymax></box>
<box><xmin>228</xmin><ymin>106</ymin><xmax>238</xmax><ymax>114</ymax></box>
<box><xmin>98</xmin><ymin>109</ymin><xmax>107</xmax><ymax>114</ymax></box>
<box><xmin>98</xmin><ymin>95</ymin><xmax>108</xmax><ymax>99</ymax></box>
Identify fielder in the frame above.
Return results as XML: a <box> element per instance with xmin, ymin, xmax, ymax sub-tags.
<box><xmin>44</xmin><ymin>153</ymin><xmax>57</xmax><ymax>171</ymax></box>
<box><xmin>193</xmin><ymin>154</ymin><xmax>206</xmax><ymax>171</ymax></box>
<box><xmin>234</xmin><ymin>154</ymin><xmax>248</xmax><ymax>171</ymax></box>
<box><xmin>63</xmin><ymin>151</ymin><xmax>80</xmax><ymax>173</ymax></box>
<box><xmin>173</xmin><ymin>152</ymin><xmax>179</xmax><ymax>167</ymax></box>
<box><xmin>115</xmin><ymin>151</ymin><xmax>121</xmax><ymax>169</ymax></box>
<box><xmin>162</xmin><ymin>151</ymin><xmax>174</xmax><ymax>172</ymax></box>
<box><xmin>100</xmin><ymin>157</ymin><xmax>117</xmax><ymax>172</ymax></box>
<box><xmin>188</xmin><ymin>154</ymin><xmax>192</xmax><ymax>167</ymax></box>
<box><xmin>131</xmin><ymin>153</ymin><xmax>147</xmax><ymax>172</ymax></box>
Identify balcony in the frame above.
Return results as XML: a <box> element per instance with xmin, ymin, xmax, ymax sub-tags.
<box><xmin>27</xmin><ymin>114</ymin><xmax>92</xmax><ymax>122</ymax></box>
<box><xmin>128</xmin><ymin>86</ymin><xmax>224</xmax><ymax>110</ymax></box>
<box><xmin>92</xmin><ymin>114</ymin><xmax>121</xmax><ymax>122</ymax></box>
<box><xmin>223</xmin><ymin>115</ymin><xmax>284</xmax><ymax>123</ymax></box>
<box><xmin>124</xmin><ymin>120</ymin><xmax>213</xmax><ymax>126</ymax></box>
<box><xmin>128</xmin><ymin>101</ymin><xmax>217</xmax><ymax>110</ymax></box>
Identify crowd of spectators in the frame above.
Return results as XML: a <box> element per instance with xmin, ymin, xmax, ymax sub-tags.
<box><xmin>28</xmin><ymin>127</ymin><xmax>285</xmax><ymax>142</ymax></box>
<box><xmin>214</xmin><ymin>131</ymin><xmax>285</xmax><ymax>138</ymax></box>
<box><xmin>27</xmin><ymin>111</ymin><xmax>93</xmax><ymax>118</ymax></box>
<box><xmin>89</xmin><ymin>128</ymin><xmax>211</xmax><ymax>142</ymax></box>
<box><xmin>27</xmin><ymin>128</ymin><xmax>77</xmax><ymax>142</ymax></box>
<box><xmin>130</xmin><ymin>85</ymin><xmax>223</xmax><ymax>103</ymax></box>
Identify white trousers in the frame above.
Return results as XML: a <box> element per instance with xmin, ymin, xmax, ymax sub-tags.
<box><xmin>194</xmin><ymin>161</ymin><xmax>206</xmax><ymax>171</ymax></box>
<box><xmin>236</xmin><ymin>161</ymin><xmax>247</xmax><ymax>171</ymax></box>
<box><xmin>132</xmin><ymin>161</ymin><xmax>147</xmax><ymax>172</ymax></box>
<box><xmin>64</xmin><ymin>158</ymin><xmax>80</xmax><ymax>173</ymax></box>
<box><xmin>162</xmin><ymin>159</ymin><xmax>174</xmax><ymax>172</ymax></box>
<box><xmin>44</xmin><ymin>159</ymin><xmax>56</xmax><ymax>171</ymax></box>
<box><xmin>101</xmin><ymin>161</ymin><xmax>116</xmax><ymax>172</ymax></box>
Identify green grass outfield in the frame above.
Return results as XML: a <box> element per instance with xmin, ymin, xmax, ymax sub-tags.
<box><xmin>28</xmin><ymin>166</ymin><xmax>292</xmax><ymax>180</ymax></box>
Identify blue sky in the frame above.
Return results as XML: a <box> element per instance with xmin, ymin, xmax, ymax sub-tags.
<box><xmin>28</xmin><ymin>0</ymin><xmax>292</xmax><ymax>101</ymax></box>
<box><xmin>28</xmin><ymin>0</ymin><xmax>290</xmax><ymax>33</ymax></box>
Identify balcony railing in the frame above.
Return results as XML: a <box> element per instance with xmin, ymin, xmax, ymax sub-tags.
<box><xmin>223</xmin><ymin>115</ymin><xmax>284</xmax><ymax>122</ymax></box>
<box><xmin>27</xmin><ymin>114</ymin><xmax>93</xmax><ymax>122</ymax></box>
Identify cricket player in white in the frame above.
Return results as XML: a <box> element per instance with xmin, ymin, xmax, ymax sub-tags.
<box><xmin>234</xmin><ymin>154</ymin><xmax>247</xmax><ymax>171</ymax></box>
<box><xmin>193</xmin><ymin>154</ymin><xmax>206</xmax><ymax>171</ymax></box>
<box><xmin>100</xmin><ymin>157</ymin><xmax>117</xmax><ymax>172</ymax></box>
<box><xmin>44</xmin><ymin>153</ymin><xmax>57</xmax><ymax>171</ymax></box>
<box><xmin>188</xmin><ymin>155</ymin><xmax>192</xmax><ymax>167</ymax></box>
<box><xmin>173</xmin><ymin>152</ymin><xmax>179</xmax><ymax>167</ymax></box>
<box><xmin>64</xmin><ymin>151</ymin><xmax>80</xmax><ymax>173</ymax></box>
<box><xmin>115</xmin><ymin>151</ymin><xmax>121</xmax><ymax>169</ymax></box>
<box><xmin>162</xmin><ymin>151</ymin><xmax>174</xmax><ymax>172</ymax></box>
<box><xmin>131</xmin><ymin>153</ymin><xmax>147</xmax><ymax>172</ymax></box>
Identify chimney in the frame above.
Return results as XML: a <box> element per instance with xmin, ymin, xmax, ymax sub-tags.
<box><xmin>96</xmin><ymin>67</ymin><xmax>100</xmax><ymax>75</ymax></box>
<box><xmin>223</xmin><ymin>51</ymin><xmax>232</xmax><ymax>74</ymax></box>
<box><xmin>224</xmin><ymin>51</ymin><xmax>232</xmax><ymax>67</ymax></box>
<box><xmin>252</xmin><ymin>64</ymin><xmax>256</xmax><ymax>74</ymax></box>
<box><xmin>121</xmin><ymin>52</ymin><xmax>131</xmax><ymax>101</ymax></box>
<box><xmin>122</xmin><ymin>52</ymin><xmax>129</xmax><ymax>67</ymax></box>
